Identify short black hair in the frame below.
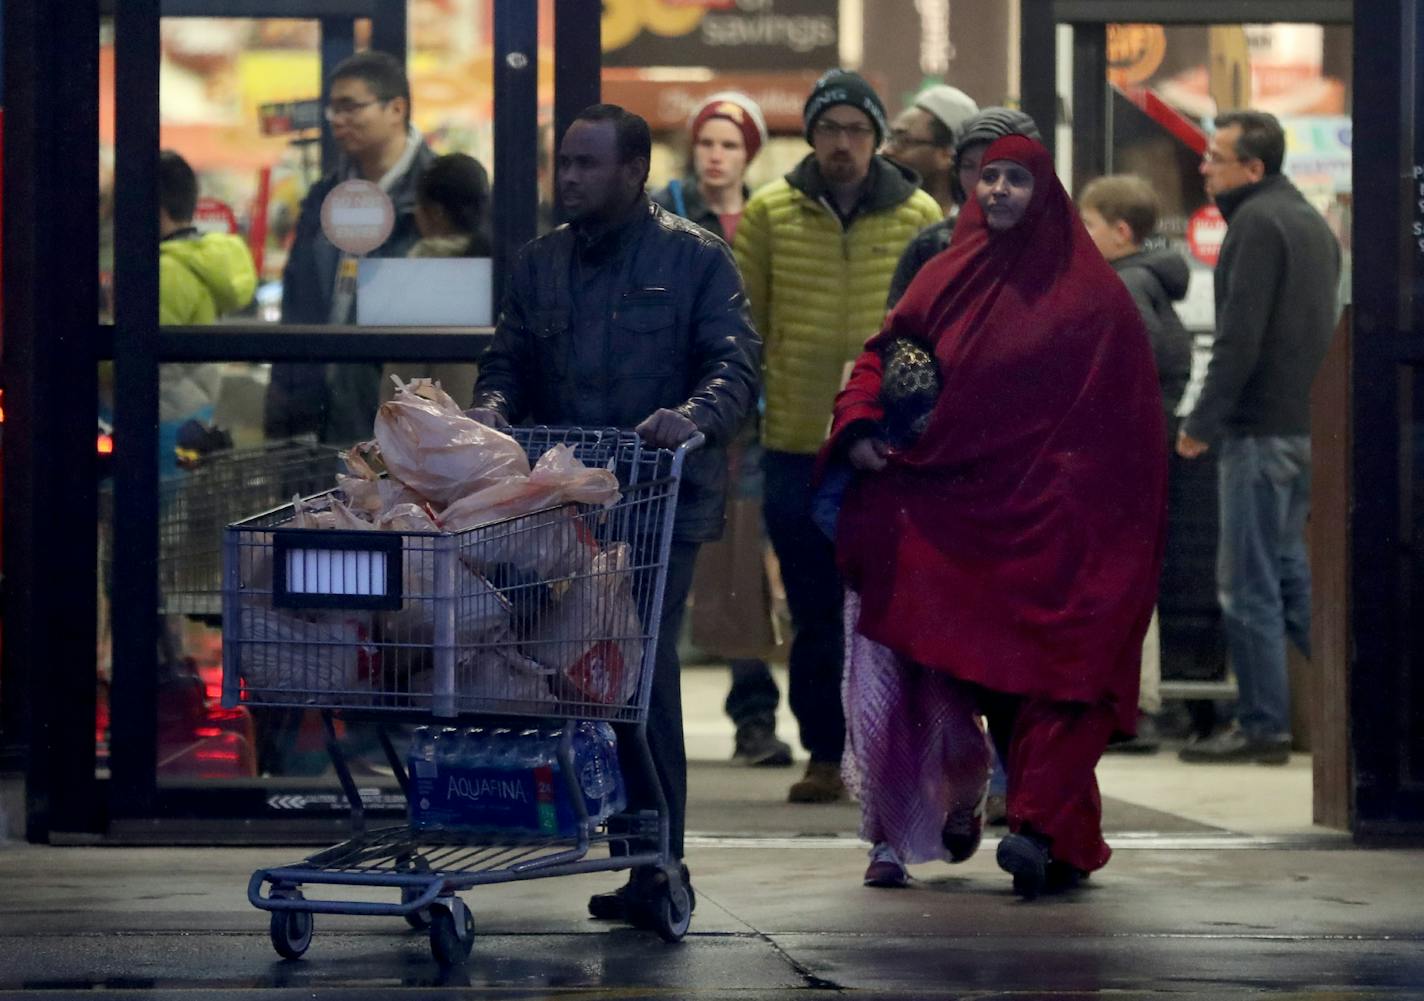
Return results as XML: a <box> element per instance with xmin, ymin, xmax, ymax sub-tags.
<box><xmin>331</xmin><ymin>50</ymin><xmax>411</xmax><ymax>123</ymax></box>
<box><xmin>158</xmin><ymin>149</ymin><xmax>198</xmax><ymax>223</ymax></box>
<box><xmin>418</xmin><ymin>153</ymin><xmax>490</xmax><ymax>235</ymax></box>
<box><xmin>1214</xmin><ymin>110</ymin><xmax>1285</xmax><ymax>175</ymax></box>
<box><xmin>571</xmin><ymin>103</ymin><xmax>652</xmax><ymax>182</ymax></box>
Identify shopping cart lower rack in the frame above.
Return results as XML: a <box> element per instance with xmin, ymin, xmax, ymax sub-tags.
<box><xmin>222</xmin><ymin>427</ymin><xmax>700</xmax><ymax>964</ymax></box>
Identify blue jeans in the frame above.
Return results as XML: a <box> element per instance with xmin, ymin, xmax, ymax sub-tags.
<box><xmin>1216</xmin><ymin>435</ymin><xmax>1312</xmax><ymax>741</ymax></box>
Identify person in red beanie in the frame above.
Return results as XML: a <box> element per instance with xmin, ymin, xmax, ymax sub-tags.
<box><xmin>821</xmin><ymin>135</ymin><xmax>1168</xmax><ymax>896</ymax></box>
<box><xmin>654</xmin><ymin>93</ymin><xmax>793</xmax><ymax>768</ymax></box>
<box><xmin>653</xmin><ymin>91</ymin><xmax>767</xmax><ymax>245</ymax></box>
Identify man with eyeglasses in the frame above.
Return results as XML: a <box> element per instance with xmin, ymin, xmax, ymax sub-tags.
<box><xmin>733</xmin><ymin>69</ymin><xmax>941</xmax><ymax>804</ymax></box>
<box><xmin>265</xmin><ymin>49</ymin><xmax>436</xmax><ymax>445</ymax></box>
<box><xmin>882</xmin><ymin>84</ymin><xmax>979</xmax><ymax>217</ymax></box>
<box><xmin>1176</xmin><ymin>110</ymin><xmax>1340</xmax><ymax>766</ymax></box>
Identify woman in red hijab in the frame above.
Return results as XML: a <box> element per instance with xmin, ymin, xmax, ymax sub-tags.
<box><xmin>824</xmin><ymin>135</ymin><xmax>1167</xmax><ymax>897</ymax></box>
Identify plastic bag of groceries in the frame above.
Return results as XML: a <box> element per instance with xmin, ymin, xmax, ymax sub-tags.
<box><xmin>529</xmin><ymin>543</ymin><xmax>645</xmax><ymax>706</ymax></box>
<box><xmin>457</xmin><ymin>504</ymin><xmax>598</xmax><ymax>583</ymax></box>
<box><xmin>374</xmin><ymin>377</ymin><xmax>530</xmax><ymax>507</ymax></box>
<box><xmin>237</xmin><ymin>605</ymin><xmax>378</xmax><ymax>704</ymax></box>
<box><xmin>405</xmin><ymin>584</ymin><xmax>558</xmax><ymax>714</ymax></box>
<box><xmin>453</xmin><ymin>646</ymin><xmax>558</xmax><ymax>714</ymax></box>
<box><xmin>381</xmin><ymin>564</ymin><xmax>518</xmax><ymax>678</ymax></box>
<box><xmin>440</xmin><ymin>444</ymin><xmax>620</xmax><ymax>529</ymax></box>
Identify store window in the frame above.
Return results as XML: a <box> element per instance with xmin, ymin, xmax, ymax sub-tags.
<box><xmin>112</xmin><ymin>3</ymin><xmax>548</xmax><ymax>802</ymax></box>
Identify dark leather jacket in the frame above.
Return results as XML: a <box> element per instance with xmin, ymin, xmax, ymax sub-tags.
<box><xmin>474</xmin><ymin>196</ymin><xmax>761</xmax><ymax>542</ymax></box>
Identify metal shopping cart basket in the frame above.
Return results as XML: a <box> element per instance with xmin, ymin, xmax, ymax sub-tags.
<box><xmin>100</xmin><ymin>437</ymin><xmax>340</xmax><ymax>617</ymax></box>
<box><xmin>221</xmin><ymin>427</ymin><xmax>700</xmax><ymax>964</ymax></box>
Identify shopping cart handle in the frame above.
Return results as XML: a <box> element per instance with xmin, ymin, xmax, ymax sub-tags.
<box><xmin>676</xmin><ymin>432</ymin><xmax>705</xmax><ymax>456</ymax></box>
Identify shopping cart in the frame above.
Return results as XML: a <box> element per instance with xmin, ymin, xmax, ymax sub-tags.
<box><xmin>221</xmin><ymin>426</ymin><xmax>700</xmax><ymax>964</ymax></box>
<box><xmin>100</xmin><ymin>437</ymin><xmax>340</xmax><ymax>617</ymax></box>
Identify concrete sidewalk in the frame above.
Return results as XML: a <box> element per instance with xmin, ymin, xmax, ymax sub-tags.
<box><xmin>1</xmin><ymin>667</ymin><xmax>1412</xmax><ymax>997</ymax></box>
<box><xmin>1</xmin><ymin>821</ymin><xmax>1421</xmax><ymax>998</ymax></box>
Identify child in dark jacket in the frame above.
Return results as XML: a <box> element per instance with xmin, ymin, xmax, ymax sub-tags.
<box><xmin>1079</xmin><ymin>173</ymin><xmax>1196</xmax><ymax>752</ymax></box>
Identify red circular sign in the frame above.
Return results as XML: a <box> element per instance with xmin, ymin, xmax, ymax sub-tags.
<box><xmin>1186</xmin><ymin>204</ymin><xmax>1227</xmax><ymax>268</ymax></box>
<box><xmin>320</xmin><ymin>179</ymin><xmax>395</xmax><ymax>256</ymax></box>
<box><xmin>193</xmin><ymin>196</ymin><xmax>238</xmax><ymax>235</ymax></box>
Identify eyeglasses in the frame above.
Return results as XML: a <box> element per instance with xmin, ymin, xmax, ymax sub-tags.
<box><xmin>1202</xmin><ymin>151</ymin><xmax>1243</xmax><ymax>166</ymax></box>
<box><xmin>886</xmin><ymin>131</ymin><xmax>941</xmax><ymax>149</ymax></box>
<box><xmin>324</xmin><ymin>98</ymin><xmax>386</xmax><ymax>121</ymax></box>
<box><xmin>814</xmin><ymin>119</ymin><xmax>877</xmax><ymax>141</ymax></box>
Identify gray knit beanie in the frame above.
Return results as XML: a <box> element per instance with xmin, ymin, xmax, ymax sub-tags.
<box><xmin>954</xmin><ymin>107</ymin><xmax>1043</xmax><ymax>161</ymax></box>
<box><xmin>913</xmin><ymin>85</ymin><xmax>980</xmax><ymax>145</ymax></box>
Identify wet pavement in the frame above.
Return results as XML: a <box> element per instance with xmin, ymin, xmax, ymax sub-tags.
<box><xmin>1</xmin><ymin>833</ymin><xmax>1422</xmax><ymax>999</ymax></box>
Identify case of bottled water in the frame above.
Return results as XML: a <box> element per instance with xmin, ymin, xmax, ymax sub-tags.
<box><xmin>407</xmin><ymin>722</ymin><xmax>625</xmax><ymax>837</ymax></box>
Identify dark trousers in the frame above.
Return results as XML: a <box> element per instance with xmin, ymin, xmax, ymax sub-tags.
<box><xmin>725</xmin><ymin>658</ymin><xmax>780</xmax><ymax>725</ymax></box>
<box><xmin>977</xmin><ymin>688</ymin><xmax>1117</xmax><ymax>873</ymax></box>
<box><xmin>616</xmin><ymin>540</ymin><xmax>699</xmax><ymax>861</ymax></box>
<box><xmin>761</xmin><ymin>450</ymin><xmax>846</xmax><ymax>763</ymax></box>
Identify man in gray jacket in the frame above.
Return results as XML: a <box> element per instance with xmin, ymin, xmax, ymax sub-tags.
<box><xmin>1176</xmin><ymin>110</ymin><xmax>1340</xmax><ymax>764</ymax></box>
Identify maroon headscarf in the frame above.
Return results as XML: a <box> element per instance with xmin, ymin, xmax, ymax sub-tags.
<box><xmin>826</xmin><ymin>135</ymin><xmax>1167</xmax><ymax>731</ymax></box>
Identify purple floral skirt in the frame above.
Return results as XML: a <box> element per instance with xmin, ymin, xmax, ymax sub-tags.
<box><xmin>841</xmin><ymin>590</ymin><xmax>993</xmax><ymax>864</ymax></box>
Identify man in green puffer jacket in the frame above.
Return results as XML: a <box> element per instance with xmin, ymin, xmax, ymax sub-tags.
<box><xmin>733</xmin><ymin>69</ymin><xmax>942</xmax><ymax>804</ymax></box>
<box><xmin>158</xmin><ymin>150</ymin><xmax>257</xmax><ymax>469</ymax></box>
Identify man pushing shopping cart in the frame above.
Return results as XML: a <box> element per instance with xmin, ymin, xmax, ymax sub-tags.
<box><xmin>223</xmin><ymin>102</ymin><xmax>759</xmax><ymax>965</ymax></box>
<box><xmin>468</xmin><ymin>102</ymin><xmax>760</xmax><ymax>928</ymax></box>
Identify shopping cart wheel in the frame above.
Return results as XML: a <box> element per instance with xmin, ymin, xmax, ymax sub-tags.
<box><xmin>401</xmin><ymin>886</ymin><xmax>433</xmax><ymax>930</ymax></box>
<box><xmin>269</xmin><ymin>908</ymin><xmax>314</xmax><ymax>960</ymax></box>
<box><xmin>649</xmin><ymin>882</ymin><xmax>692</xmax><ymax>944</ymax></box>
<box><xmin>429</xmin><ymin>900</ymin><xmax>474</xmax><ymax>965</ymax></box>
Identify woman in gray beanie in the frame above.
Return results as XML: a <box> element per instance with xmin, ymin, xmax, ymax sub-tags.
<box><xmin>886</xmin><ymin>107</ymin><xmax>1042</xmax><ymax>310</ymax></box>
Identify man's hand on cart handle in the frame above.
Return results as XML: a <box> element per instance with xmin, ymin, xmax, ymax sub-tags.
<box><xmin>465</xmin><ymin>406</ymin><xmax>512</xmax><ymax>430</ymax></box>
<box><xmin>636</xmin><ymin>409</ymin><xmax>699</xmax><ymax>449</ymax></box>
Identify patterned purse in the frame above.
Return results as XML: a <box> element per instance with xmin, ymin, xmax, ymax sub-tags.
<box><xmin>878</xmin><ymin>336</ymin><xmax>942</xmax><ymax>447</ymax></box>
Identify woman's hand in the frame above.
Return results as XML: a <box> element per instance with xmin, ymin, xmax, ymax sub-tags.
<box><xmin>848</xmin><ymin>436</ymin><xmax>891</xmax><ymax>472</ymax></box>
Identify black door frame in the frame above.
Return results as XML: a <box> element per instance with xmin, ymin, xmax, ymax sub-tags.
<box><xmin>3</xmin><ymin>0</ymin><xmax>600</xmax><ymax>841</ymax></box>
<box><xmin>1021</xmin><ymin>0</ymin><xmax>1424</xmax><ymax>839</ymax></box>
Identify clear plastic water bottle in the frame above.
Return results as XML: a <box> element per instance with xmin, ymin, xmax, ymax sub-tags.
<box><xmin>575</xmin><ymin>722</ymin><xmax>615</xmax><ymax>800</ymax></box>
<box><xmin>461</xmin><ymin>726</ymin><xmax>489</xmax><ymax>770</ymax></box>
<box><xmin>407</xmin><ymin>726</ymin><xmax>437</xmax><ymax>832</ymax></box>
<box><xmin>595</xmin><ymin>722</ymin><xmax>626</xmax><ymax>819</ymax></box>
<box><xmin>408</xmin><ymin>726</ymin><xmax>435</xmax><ymax>771</ymax></box>
<box><xmin>484</xmin><ymin>729</ymin><xmax>518</xmax><ymax>774</ymax></box>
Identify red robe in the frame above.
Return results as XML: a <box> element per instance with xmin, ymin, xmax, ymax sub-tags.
<box><xmin>825</xmin><ymin>135</ymin><xmax>1167</xmax><ymax>736</ymax></box>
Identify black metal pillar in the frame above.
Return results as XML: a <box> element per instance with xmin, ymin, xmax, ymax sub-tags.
<box><xmin>319</xmin><ymin>18</ymin><xmax>357</xmax><ymax>176</ymax></box>
<box><xmin>1070</xmin><ymin>23</ymin><xmax>1107</xmax><ymax>189</ymax></box>
<box><xmin>1019</xmin><ymin>0</ymin><xmax>1057</xmax><ymax>160</ymax></box>
<box><xmin>109</xmin><ymin>0</ymin><xmax>162</xmax><ymax>820</ymax></box>
<box><xmin>554</xmin><ymin>0</ymin><xmax>600</xmax><ymax>151</ymax></box>
<box><xmin>1</xmin><ymin>0</ymin><xmax>102</xmax><ymax>839</ymax></box>
<box><xmin>492</xmin><ymin>0</ymin><xmax>538</xmax><ymax>297</ymax></box>
<box><xmin>1351</xmin><ymin>0</ymin><xmax>1424</xmax><ymax>836</ymax></box>
<box><xmin>370</xmin><ymin>0</ymin><xmax>407</xmax><ymax>62</ymax></box>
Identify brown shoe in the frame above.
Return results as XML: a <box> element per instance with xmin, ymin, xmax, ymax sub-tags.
<box><xmin>788</xmin><ymin>761</ymin><xmax>846</xmax><ymax>803</ymax></box>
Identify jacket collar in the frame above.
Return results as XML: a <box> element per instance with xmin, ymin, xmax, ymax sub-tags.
<box><xmin>337</xmin><ymin>126</ymin><xmax>433</xmax><ymax>212</ymax></box>
<box><xmin>677</xmin><ymin>176</ymin><xmax>750</xmax><ymax>219</ymax></box>
<box><xmin>784</xmin><ymin>153</ymin><xmax>923</xmax><ymax>217</ymax></box>
<box><xmin>573</xmin><ymin>193</ymin><xmax>652</xmax><ymax>262</ymax></box>
<box><xmin>1213</xmin><ymin>172</ymin><xmax>1292</xmax><ymax>223</ymax></box>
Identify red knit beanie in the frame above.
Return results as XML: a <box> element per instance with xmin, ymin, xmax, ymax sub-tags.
<box><xmin>690</xmin><ymin>91</ymin><xmax>768</xmax><ymax>161</ymax></box>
